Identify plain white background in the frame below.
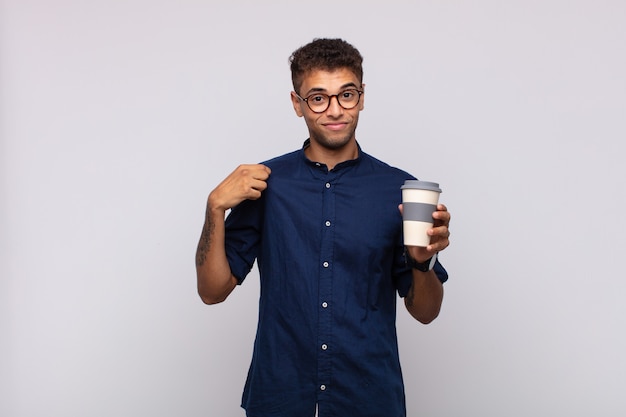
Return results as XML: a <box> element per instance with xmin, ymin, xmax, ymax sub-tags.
<box><xmin>2</xmin><ymin>1</ymin><xmax>625</xmax><ymax>416</ymax></box>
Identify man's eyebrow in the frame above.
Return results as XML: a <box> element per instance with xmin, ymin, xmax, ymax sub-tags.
<box><xmin>303</xmin><ymin>82</ymin><xmax>360</xmax><ymax>96</ymax></box>
<box><xmin>340</xmin><ymin>82</ymin><xmax>359</xmax><ymax>90</ymax></box>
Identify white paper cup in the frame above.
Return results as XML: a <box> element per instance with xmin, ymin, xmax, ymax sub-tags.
<box><xmin>401</xmin><ymin>180</ymin><xmax>442</xmax><ymax>247</ymax></box>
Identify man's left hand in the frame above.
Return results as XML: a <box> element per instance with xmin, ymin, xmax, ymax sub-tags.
<box><xmin>400</xmin><ymin>203</ymin><xmax>451</xmax><ymax>263</ymax></box>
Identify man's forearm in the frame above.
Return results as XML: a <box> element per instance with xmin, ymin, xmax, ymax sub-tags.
<box><xmin>404</xmin><ymin>270</ymin><xmax>444</xmax><ymax>324</ymax></box>
<box><xmin>196</xmin><ymin>206</ymin><xmax>237</xmax><ymax>304</ymax></box>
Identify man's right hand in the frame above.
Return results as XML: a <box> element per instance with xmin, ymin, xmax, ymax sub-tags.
<box><xmin>208</xmin><ymin>164</ymin><xmax>272</xmax><ymax>211</ymax></box>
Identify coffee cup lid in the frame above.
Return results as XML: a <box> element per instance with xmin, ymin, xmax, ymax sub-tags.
<box><xmin>401</xmin><ymin>180</ymin><xmax>442</xmax><ymax>193</ymax></box>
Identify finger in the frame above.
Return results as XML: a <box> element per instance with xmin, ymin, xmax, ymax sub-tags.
<box><xmin>428</xmin><ymin>225</ymin><xmax>450</xmax><ymax>239</ymax></box>
<box><xmin>427</xmin><ymin>227</ymin><xmax>444</xmax><ymax>239</ymax></box>
<box><xmin>250</xmin><ymin>178</ymin><xmax>269</xmax><ymax>192</ymax></box>
<box><xmin>433</xmin><ymin>209</ymin><xmax>451</xmax><ymax>225</ymax></box>
<box><xmin>246</xmin><ymin>188</ymin><xmax>263</xmax><ymax>200</ymax></box>
<box><xmin>243</xmin><ymin>180</ymin><xmax>268</xmax><ymax>199</ymax></box>
<box><xmin>427</xmin><ymin>237</ymin><xmax>449</xmax><ymax>252</ymax></box>
<box><xmin>252</xmin><ymin>164</ymin><xmax>272</xmax><ymax>179</ymax></box>
<box><xmin>237</xmin><ymin>164</ymin><xmax>270</xmax><ymax>180</ymax></box>
<box><xmin>434</xmin><ymin>222</ymin><xmax>450</xmax><ymax>234</ymax></box>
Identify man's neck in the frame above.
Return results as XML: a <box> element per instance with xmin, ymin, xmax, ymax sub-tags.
<box><xmin>304</xmin><ymin>139</ymin><xmax>359</xmax><ymax>171</ymax></box>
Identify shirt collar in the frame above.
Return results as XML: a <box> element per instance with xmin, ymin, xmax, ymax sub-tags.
<box><xmin>300</xmin><ymin>138</ymin><xmax>362</xmax><ymax>171</ymax></box>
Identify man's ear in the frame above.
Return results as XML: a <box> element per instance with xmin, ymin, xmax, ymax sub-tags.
<box><xmin>359</xmin><ymin>83</ymin><xmax>366</xmax><ymax>110</ymax></box>
<box><xmin>290</xmin><ymin>92</ymin><xmax>304</xmax><ymax>117</ymax></box>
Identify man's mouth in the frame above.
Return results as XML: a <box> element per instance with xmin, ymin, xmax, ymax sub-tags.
<box><xmin>323</xmin><ymin>122</ymin><xmax>348</xmax><ymax>131</ymax></box>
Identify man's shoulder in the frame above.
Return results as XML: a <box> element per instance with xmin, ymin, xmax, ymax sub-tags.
<box><xmin>359</xmin><ymin>150</ymin><xmax>415</xmax><ymax>180</ymax></box>
<box><xmin>261</xmin><ymin>148</ymin><xmax>301</xmax><ymax>170</ymax></box>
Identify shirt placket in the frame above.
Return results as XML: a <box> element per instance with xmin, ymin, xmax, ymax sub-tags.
<box><xmin>317</xmin><ymin>174</ymin><xmax>335</xmax><ymax>409</ymax></box>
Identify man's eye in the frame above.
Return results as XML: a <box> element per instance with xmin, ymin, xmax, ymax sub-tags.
<box><xmin>342</xmin><ymin>91</ymin><xmax>355</xmax><ymax>99</ymax></box>
<box><xmin>310</xmin><ymin>95</ymin><xmax>327</xmax><ymax>103</ymax></box>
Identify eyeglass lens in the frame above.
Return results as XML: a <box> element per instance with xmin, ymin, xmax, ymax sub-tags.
<box><xmin>305</xmin><ymin>90</ymin><xmax>361</xmax><ymax>113</ymax></box>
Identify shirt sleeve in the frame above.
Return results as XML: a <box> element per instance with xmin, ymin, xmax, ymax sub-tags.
<box><xmin>433</xmin><ymin>260</ymin><xmax>449</xmax><ymax>284</ymax></box>
<box><xmin>394</xmin><ymin>248</ymin><xmax>449</xmax><ymax>298</ymax></box>
<box><xmin>224</xmin><ymin>197</ymin><xmax>264</xmax><ymax>284</ymax></box>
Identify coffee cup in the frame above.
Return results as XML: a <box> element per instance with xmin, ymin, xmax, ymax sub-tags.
<box><xmin>401</xmin><ymin>180</ymin><xmax>442</xmax><ymax>247</ymax></box>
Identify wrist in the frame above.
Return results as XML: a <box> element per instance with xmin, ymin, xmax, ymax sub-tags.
<box><xmin>207</xmin><ymin>193</ymin><xmax>229</xmax><ymax>215</ymax></box>
<box><xmin>407</xmin><ymin>252</ymin><xmax>437</xmax><ymax>272</ymax></box>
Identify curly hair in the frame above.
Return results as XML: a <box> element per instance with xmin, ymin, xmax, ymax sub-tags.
<box><xmin>289</xmin><ymin>38</ymin><xmax>363</xmax><ymax>94</ymax></box>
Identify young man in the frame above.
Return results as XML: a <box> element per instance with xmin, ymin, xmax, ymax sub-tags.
<box><xmin>196</xmin><ymin>38</ymin><xmax>451</xmax><ymax>417</ymax></box>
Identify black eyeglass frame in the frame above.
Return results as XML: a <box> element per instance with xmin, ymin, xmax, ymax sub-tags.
<box><xmin>295</xmin><ymin>89</ymin><xmax>364</xmax><ymax>113</ymax></box>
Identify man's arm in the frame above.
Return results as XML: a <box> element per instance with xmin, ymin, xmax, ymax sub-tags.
<box><xmin>404</xmin><ymin>269</ymin><xmax>444</xmax><ymax>324</ymax></box>
<box><xmin>402</xmin><ymin>204</ymin><xmax>451</xmax><ymax>323</ymax></box>
<box><xmin>195</xmin><ymin>164</ymin><xmax>271</xmax><ymax>305</ymax></box>
<box><xmin>195</xmin><ymin>204</ymin><xmax>238</xmax><ymax>304</ymax></box>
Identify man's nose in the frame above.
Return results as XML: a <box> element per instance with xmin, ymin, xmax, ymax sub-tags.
<box><xmin>325</xmin><ymin>95</ymin><xmax>343</xmax><ymax>116</ymax></box>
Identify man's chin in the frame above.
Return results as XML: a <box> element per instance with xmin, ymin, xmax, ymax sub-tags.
<box><xmin>312</xmin><ymin>134</ymin><xmax>354</xmax><ymax>150</ymax></box>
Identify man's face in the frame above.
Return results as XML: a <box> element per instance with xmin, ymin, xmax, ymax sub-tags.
<box><xmin>291</xmin><ymin>68</ymin><xmax>365</xmax><ymax>151</ymax></box>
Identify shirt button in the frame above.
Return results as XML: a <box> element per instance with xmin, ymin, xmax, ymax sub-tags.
<box><xmin>321</xmin><ymin>302</ymin><xmax>328</xmax><ymax>308</ymax></box>
<box><xmin>320</xmin><ymin>385</ymin><xmax>326</xmax><ymax>391</ymax></box>
<box><xmin>323</xmin><ymin>261</ymin><xmax>329</xmax><ymax>268</ymax></box>
<box><xmin>325</xmin><ymin>220</ymin><xmax>331</xmax><ymax>227</ymax></box>
<box><xmin>325</xmin><ymin>182</ymin><xmax>331</xmax><ymax>188</ymax></box>
<box><xmin>321</xmin><ymin>344</ymin><xmax>328</xmax><ymax>350</ymax></box>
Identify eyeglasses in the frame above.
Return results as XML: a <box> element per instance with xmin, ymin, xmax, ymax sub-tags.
<box><xmin>295</xmin><ymin>88</ymin><xmax>363</xmax><ymax>113</ymax></box>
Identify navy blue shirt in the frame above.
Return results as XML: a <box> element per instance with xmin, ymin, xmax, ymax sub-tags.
<box><xmin>224</xmin><ymin>141</ymin><xmax>448</xmax><ymax>417</ymax></box>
